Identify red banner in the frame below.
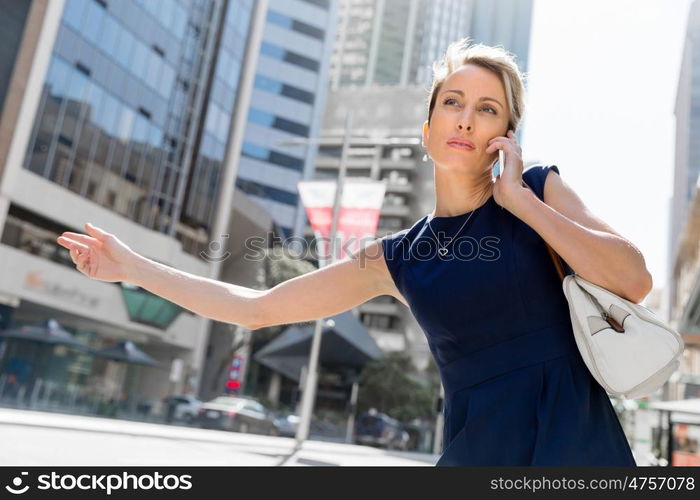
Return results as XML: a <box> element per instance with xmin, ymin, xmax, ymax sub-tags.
<box><xmin>298</xmin><ymin>179</ymin><xmax>386</xmax><ymax>263</ymax></box>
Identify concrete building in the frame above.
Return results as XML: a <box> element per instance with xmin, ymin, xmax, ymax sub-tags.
<box><xmin>330</xmin><ymin>0</ymin><xmax>532</xmax><ymax>89</ymax></box>
<box><xmin>669</xmin><ymin>0</ymin><xmax>700</xmax><ymax>321</ymax></box>
<box><xmin>667</xmin><ymin>0</ymin><xmax>700</xmax><ymax>401</ymax></box>
<box><xmin>669</xmin><ymin>182</ymin><xmax>700</xmax><ymax>400</ymax></box>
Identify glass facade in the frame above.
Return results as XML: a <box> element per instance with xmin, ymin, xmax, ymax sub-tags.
<box><xmin>181</xmin><ymin>0</ymin><xmax>254</xmax><ymax>242</ymax></box>
<box><xmin>22</xmin><ymin>0</ymin><xmax>254</xmax><ymax>256</ymax></box>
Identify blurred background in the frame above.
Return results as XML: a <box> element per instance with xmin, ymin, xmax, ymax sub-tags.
<box><xmin>0</xmin><ymin>0</ymin><xmax>698</xmax><ymax>466</ymax></box>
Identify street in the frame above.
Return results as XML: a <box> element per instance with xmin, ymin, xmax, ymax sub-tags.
<box><xmin>0</xmin><ymin>408</ymin><xmax>438</xmax><ymax>467</ymax></box>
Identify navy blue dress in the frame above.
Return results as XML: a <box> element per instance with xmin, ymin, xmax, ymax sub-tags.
<box><xmin>380</xmin><ymin>165</ymin><xmax>637</xmax><ymax>466</ymax></box>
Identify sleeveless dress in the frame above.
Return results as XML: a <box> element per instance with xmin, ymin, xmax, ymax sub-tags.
<box><xmin>380</xmin><ymin>165</ymin><xmax>637</xmax><ymax>466</ymax></box>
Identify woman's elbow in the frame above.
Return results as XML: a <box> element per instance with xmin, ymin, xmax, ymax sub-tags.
<box><xmin>628</xmin><ymin>270</ymin><xmax>653</xmax><ymax>304</ymax></box>
<box><xmin>234</xmin><ymin>290</ymin><xmax>268</xmax><ymax>330</ymax></box>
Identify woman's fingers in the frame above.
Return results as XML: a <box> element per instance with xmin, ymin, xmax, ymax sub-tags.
<box><xmin>53</xmin><ymin>234</ymin><xmax>98</xmax><ymax>277</ymax></box>
<box><xmin>84</xmin><ymin>222</ymin><xmax>109</xmax><ymax>242</ymax></box>
<box><xmin>57</xmin><ymin>236</ymin><xmax>89</xmax><ymax>252</ymax></box>
<box><xmin>70</xmin><ymin>248</ymin><xmax>86</xmax><ymax>267</ymax></box>
<box><xmin>60</xmin><ymin>232</ymin><xmax>99</xmax><ymax>247</ymax></box>
<box><xmin>485</xmin><ymin>139</ymin><xmax>511</xmax><ymax>155</ymax></box>
<box><xmin>485</xmin><ymin>138</ymin><xmax>521</xmax><ymax>156</ymax></box>
<box><xmin>57</xmin><ymin>236</ymin><xmax>91</xmax><ymax>267</ymax></box>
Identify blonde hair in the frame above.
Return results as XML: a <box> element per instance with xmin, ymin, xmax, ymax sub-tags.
<box><xmin>427</xmin><ymin>37</ymin><xmax>527</xmax><ymax>133</ymax></box>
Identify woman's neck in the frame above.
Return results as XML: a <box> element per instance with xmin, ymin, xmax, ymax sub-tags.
<box><xmin>430</xmin><ymin>167</ymin><xmax>494</xmax><ymax>218</ymax></box>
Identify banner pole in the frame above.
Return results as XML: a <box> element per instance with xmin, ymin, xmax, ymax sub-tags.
<box><xmin>295</xmin><ymin>111</ymin><xmax>353</xmax><ymax>445</ymax></box>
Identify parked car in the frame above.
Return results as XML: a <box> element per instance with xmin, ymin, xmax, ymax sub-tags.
<box><xmin>162</xmin><ymin>395</ymin><xmax>202</xmax><ymax>424</ymax></box>
<box><xmin>196</xmin><ymin>395</ymin><xmax>277</xmax><ymax>435</ymax></box>
<box><xmin>354</xmin><ymin>410</ymin><xmax>410</xmax><ymax>451</ymax></box>
<box><xmin>272</xmin><ymin>412</ymin><xmax>300</xmax><ymax>437</ymax></box>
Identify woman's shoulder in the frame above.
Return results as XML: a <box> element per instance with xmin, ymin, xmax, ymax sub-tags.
<box><xmin>522</xmin><ymin>164</ymin><xmax>560</xmax><ymax>201</ymax></box>
<box><xmin>378</xmin><ymin>215</ymin><xmax>430</xmax><ymax>253</ymax></box>
<box><xmin>377</xmin><ymin>216</ymin><xmax>429</xmax><ymax>298</ymax></box>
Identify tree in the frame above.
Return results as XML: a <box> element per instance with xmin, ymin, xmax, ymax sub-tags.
<box><xmin>357</xmin><ymin>351</ymin><xmax>441</xmax><ymax>422</ymax></box>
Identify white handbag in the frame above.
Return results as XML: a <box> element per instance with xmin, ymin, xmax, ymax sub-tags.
<box><xmin>543</xmin><ymin>243</ymin><xmax>684</xmax><ymax>400</ymax></box>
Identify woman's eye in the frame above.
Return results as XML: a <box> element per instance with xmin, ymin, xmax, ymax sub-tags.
<box><xmin>443</xmin><ymin>97</ymin><xmax>459</xmax><ymax>106</ymax></box>
<box><xmin>481</xmin><ymin>106</ymin><xmax>496</xmax><ymax>114</ymax></box>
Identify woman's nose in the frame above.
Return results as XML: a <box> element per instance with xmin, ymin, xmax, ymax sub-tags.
<box><xmin>457</xmin><ymin>110</ymin><xmax>473</xmax><ymax>132</ymax></box>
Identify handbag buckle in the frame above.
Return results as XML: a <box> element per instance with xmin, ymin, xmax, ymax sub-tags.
<box><xmin>603</xmin><ymin>312</ymin><xmax>625</xmax><ymax>333</ymax></box>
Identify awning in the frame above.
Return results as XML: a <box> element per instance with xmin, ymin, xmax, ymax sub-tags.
<box><xmin>253</xmin><ymin>310</ymin><xmax>382</xmax><ymax>382</ymax></box>
<box><xmin>0</xmin><ymin>318</ymin><xmax>91</xmax><ymax>351</ymax></box>
<box><xmin>92</xmin><ymin>340</ymin><xmax>160</xmax><ymax>367</ymax></box>
<box><xmin>648</xmin><ymin>398</ymin><xmax>700</xmax><ymax>416</ymax></box>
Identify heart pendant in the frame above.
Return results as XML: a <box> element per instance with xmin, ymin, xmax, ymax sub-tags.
<box><xmin>438</xmin><ymin>247</ymin><xmax>448</xmax><ymax>256</ymax></box>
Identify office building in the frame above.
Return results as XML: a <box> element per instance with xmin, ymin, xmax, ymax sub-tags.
<box><xmin>330</xmin><ymin>0</ymin><xmax>532</xmax><ymax>89</ymax></box>
<box><xmin>0</xmin><ymin>0</ymin><xmax>267</xmax><ymax>409</ymax></box>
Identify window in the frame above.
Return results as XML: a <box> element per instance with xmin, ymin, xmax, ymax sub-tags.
<box><xmin>236</xmin><ymin>178</ymin><xmax>298</xmax><ymax>206</ymax></box>
<box><xmin>83</xmin><ymin>0</ymin><xmax>105</xmax><ymax>44</ymax></box>
<box><xmin>299</xmin><ymin>0</ymin><xmax>330</xmax><ymax>9</ymax></box>
<box><xmin>130</xmin><ymin>39</ymin><xmax>149</xmax><ymax>77</ymax></box>
<box><xmin>255</xmin><ymin>75</ymin><xmax>314</xmax><ymax>105</ymax></box>
<box><xmin>159</xmin><ymin>63</ymin><xmax>176</xmax><ymax>98</ymax></box>
<box><xmin>46</xmin><ymin>57</ymin><xmax>71</xmax><ymax>97</ymax></box>
<box><xmin>267</xmin><ymin>10</ymin><xmax>325</xmax><ymax>41</ymax></box>
<box><xmin>281</xmin><ymin>84</ymin><xmax>314</xmax><ymax>105</ymax></box>
<box><xmin>291</xmin><ymin>19</ymin><xmax>324</xmax><ymax>41</ymax></box>
<box><xmin>115</xmin><ymin>28</ymin><xmax>135</xmax><ymax>68</ymax></box>
<box><xmin>97</xmin><ymin>15</ymin><xmax>120</xmax><ymax>55</ymax></box>
<box><xmin>254</xmin><ymin>74</ymin><xmax>282</xmax><ymax>94</ymax></box>
<box><xmin>361</xmin><ymin>313</ymin><xmax>394</xmax><ymax>329</ymax></box>
<box><xmin>145</xmin><ymin>50</ymin><xmax>162</xmax><ymax>89</ymax></box>
<box><xmin>273</xmin><ymin>116</ymin><xmax>309</xmax><ymax>137</ymax></box>
<box><xmin>241</xmin><ymin>141</ymin><xmax>268</xmax><ymax>160</ymax></box>
<box><xmin>248</xmin><ymin>107</ymin><xmax>274</xmax><ymax>127</ymax></box>
<box><xmin>260</xmin><ymin>42</ymin><xmax>319</xmax><ymax>72</ymax></box>
<box><xmin>63</xmin><ymin>0</ymin><xmax>86</xmax><ymax>30</ymax></box>
<box><xmin>241</xmin><ymin>142</ymin><xmax>304</xmax><ymax>172</ymax></box>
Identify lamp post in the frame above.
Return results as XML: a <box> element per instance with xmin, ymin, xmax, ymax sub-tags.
<box><xmin>279</xmin><ymin>111</ymin><xmax>353</xmax><ymax>445</ymax></box>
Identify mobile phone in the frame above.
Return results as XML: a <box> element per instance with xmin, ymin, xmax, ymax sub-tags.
<box><xmin>492</xmin><ymin>149</ymin><xmax>505</xmax><ymax>179</ymax></box>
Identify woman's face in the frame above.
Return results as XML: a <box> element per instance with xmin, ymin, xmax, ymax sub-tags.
<box><xmin>423</xmin><ymin>64</ymin><xmax>510</xmax><ymax>173</ymax></box>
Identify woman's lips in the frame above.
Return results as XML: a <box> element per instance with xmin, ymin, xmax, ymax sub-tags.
<box><xmin>447</xmin><ymin>142</ymin><xmax>475</xmax><ymax>151</ymax></box>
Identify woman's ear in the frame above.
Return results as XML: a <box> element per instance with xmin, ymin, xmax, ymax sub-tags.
<box><xmin>422</xmin><ymin>120</ymin><xmax>429</xmax><ymax>148</ymax></box>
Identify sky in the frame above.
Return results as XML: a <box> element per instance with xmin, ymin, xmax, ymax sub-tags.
<box><xmin>521</xmin><ymin>0</ymin><xmax>693</xmax><ymax>290</ymax></box>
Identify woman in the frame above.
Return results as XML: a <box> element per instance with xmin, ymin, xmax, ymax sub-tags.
<box><xmin>56</xmin><ymin>38</ymin><xmax>651</xmax><ymax>466</ymax></box>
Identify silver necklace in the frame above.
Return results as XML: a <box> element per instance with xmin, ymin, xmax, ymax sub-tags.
<box><xmin>427</xmin><ymin>189</ymin><xmax>491</xmax><ymax>257</ymax></box>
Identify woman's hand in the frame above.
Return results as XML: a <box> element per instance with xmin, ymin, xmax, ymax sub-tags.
<box><xmin>56</xmin><ymin>223</ymin><xmax>139</xmax><ymax>283</ymax></box>
<box><xmin>486</xmin><ymin>130</ymin><xmax>528</xmax><ymax>211</ymax></box>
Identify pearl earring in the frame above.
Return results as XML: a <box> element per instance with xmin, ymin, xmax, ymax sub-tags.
<box><xmin>422</xmin><ymin>153</ymin><xmax>428</xmax><ymax>162</ymax></box>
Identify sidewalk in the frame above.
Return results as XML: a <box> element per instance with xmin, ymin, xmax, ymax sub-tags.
<box><xmin>0</xmin><ymin>407</ymin><xmax>439</xmax><ymax>466</ymax></box>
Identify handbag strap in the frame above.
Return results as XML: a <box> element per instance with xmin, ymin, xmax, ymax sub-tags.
<box><xmin>519</xmin><ymin>175</ymin><xmax>624</xmax><ymax>329</ymax></box>
<box><xmin>518</xmin><ymin>179</ymin><xmax>569</xmax><ymax>283</ymax></box>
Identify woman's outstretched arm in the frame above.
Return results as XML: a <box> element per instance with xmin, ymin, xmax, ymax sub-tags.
<box><xmin>250</xmin><ymin>240</ymin><xmax>401</xmax><ymax>329</ymax></box>
<box><xmin>129</xmin><ymin>241</ymin><xmax>394</xmax><ymax>330</ymax></box>
<box><xmin>56</xmin><ymin>223</ymin><xmax>401</xmax><ymax>330</ymax></box>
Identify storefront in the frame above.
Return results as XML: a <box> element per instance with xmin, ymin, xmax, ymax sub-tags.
<box><xmin>0</xmin><ymin>242</ymin><xmax>206</xmax><ymax>417</ymax></box>
<box><xmin>648</xmin><ymin>398</ymin><xmax>700</xmax><ymax>466</ymax></box>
